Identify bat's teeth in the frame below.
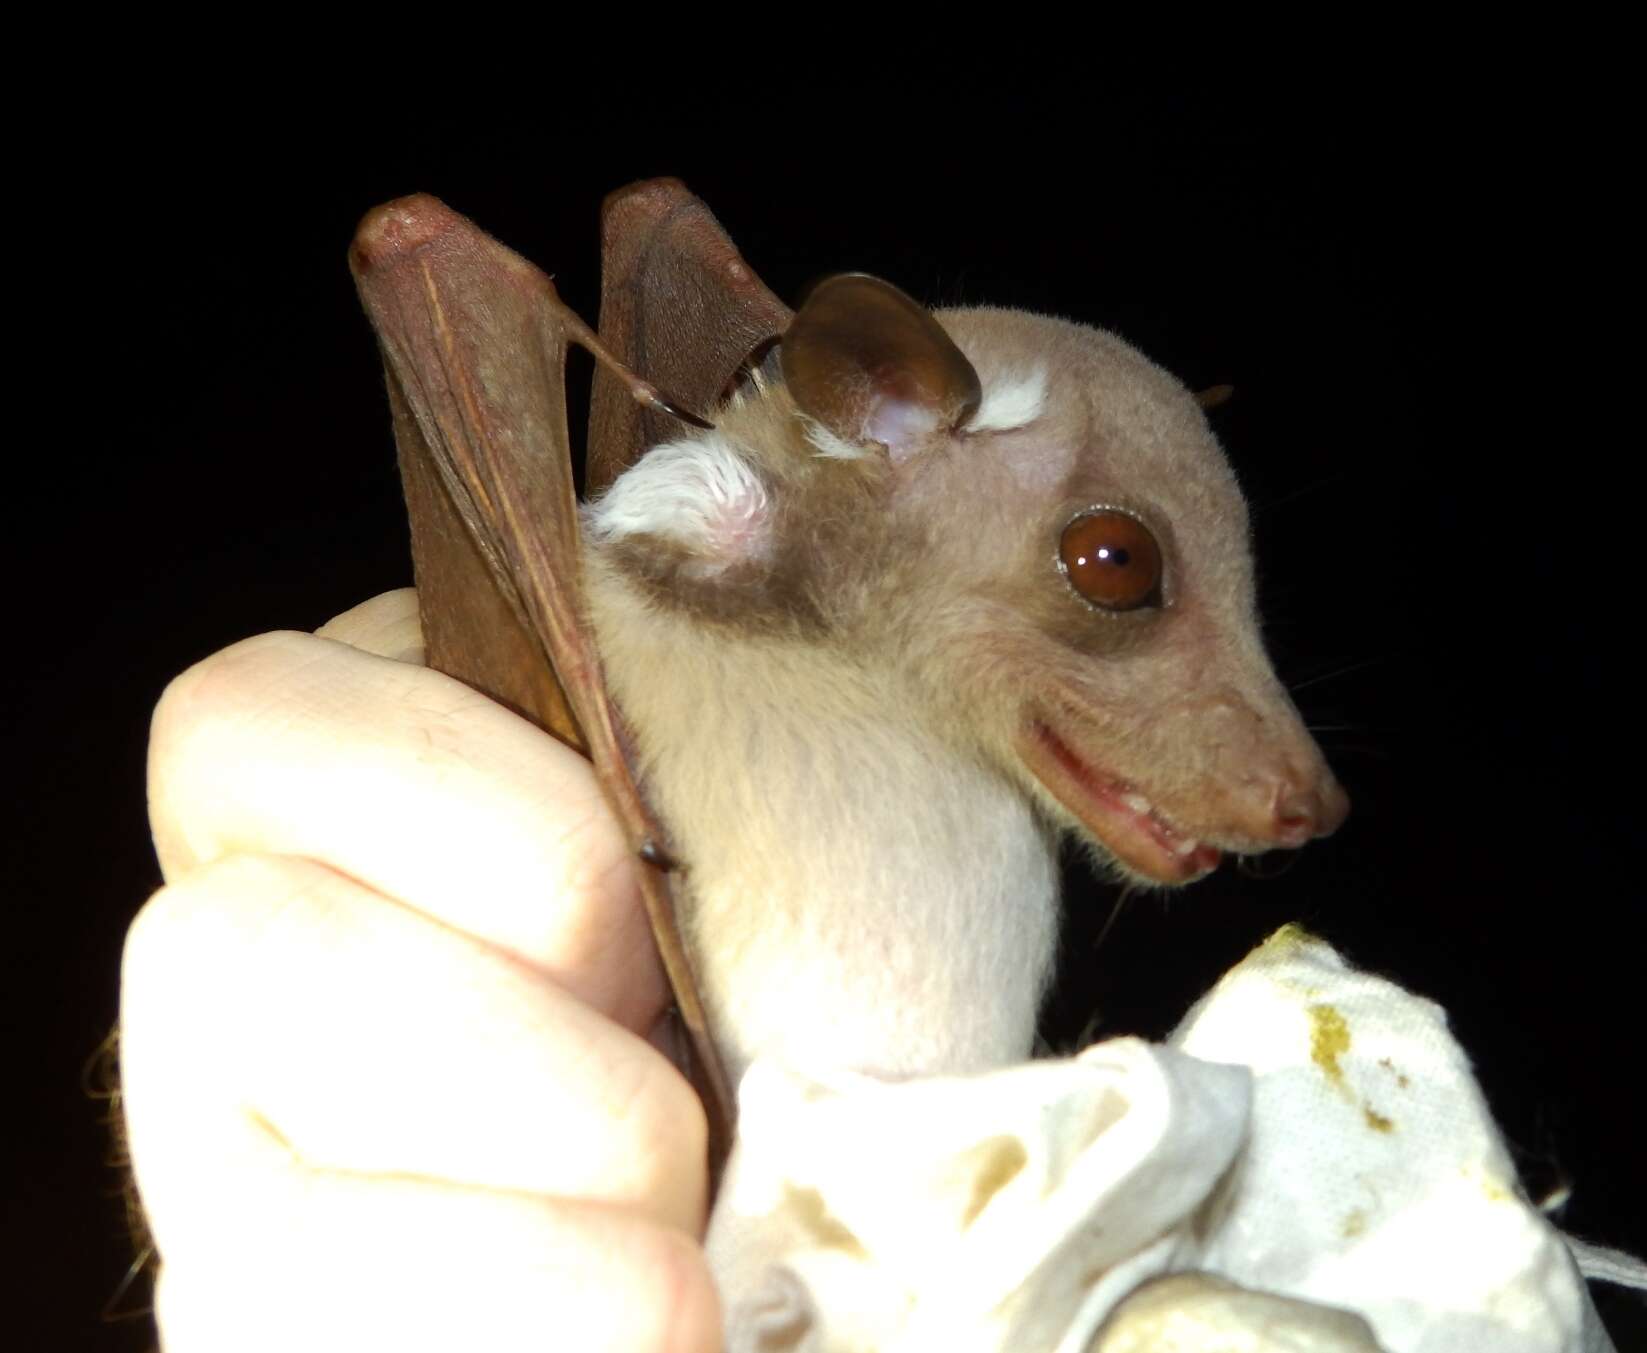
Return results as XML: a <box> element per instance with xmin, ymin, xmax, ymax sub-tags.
<box><xmin>1172</xmin><ymin>836</ymin><xmax>1201</xmax><ymax>857</ymax></box>
<box><xmin>1121</xmin><ymin>792</ymin><xmax>1154</xmax><ymax>815</ymax></box>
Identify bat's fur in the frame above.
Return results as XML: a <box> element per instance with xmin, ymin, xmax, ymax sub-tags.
<box><xmin>585</xmin><ymin>305</ymin><xmax>1345</xmax><ymax>1085</ymax></box>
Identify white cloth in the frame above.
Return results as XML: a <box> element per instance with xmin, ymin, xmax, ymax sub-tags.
<box><xmin>706</xmin><ymin>926</ymin><xmax>1637</xmax><ymax>1351</ymax></box>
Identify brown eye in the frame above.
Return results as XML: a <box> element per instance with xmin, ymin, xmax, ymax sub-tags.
<box><xmin>1058</xmin><ymin>509</ymin><xmax>1163</xmax><ymax>611</ymax></box>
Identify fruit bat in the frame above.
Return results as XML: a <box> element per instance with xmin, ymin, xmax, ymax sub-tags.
<box><xmin>347</xmin><ymin>181</ymin><xmax>1349</xmax><ymax>1196</ymax></box>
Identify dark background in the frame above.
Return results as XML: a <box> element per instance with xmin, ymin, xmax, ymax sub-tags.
<box><xmin>14</xmin><ymin>95</ymin><xmax>1641</xmax><ymax>1347</ymax></box>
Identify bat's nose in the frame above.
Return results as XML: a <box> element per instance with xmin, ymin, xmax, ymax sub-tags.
<box><xmin>1268</xmin><ymin>772</ymin><xmax>1350</xmax><ymax>846</ymax></box>
<box><xmin>1191</xmin><ymin>685</ymin><xmax>1352</xmax><ymax>849</ymax></box>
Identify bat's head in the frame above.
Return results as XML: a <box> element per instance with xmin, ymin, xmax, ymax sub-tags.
<box><xmin>587</xmin><ymin>276</ymin><xmax>1347</xmax><ymax>887</ymax></box>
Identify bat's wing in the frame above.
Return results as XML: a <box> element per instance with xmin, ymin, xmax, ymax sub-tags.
<box><xmin>349</xmin><ymin>195</ymin><xmax>734</xmax><ymax>1165</ymax></box>
<box><xmin>588</xmin><ymin>178</ymin><xmax>793</xmax><ymax>492</ymax></box>
<box><xmin>351</xmin><ymin>202</ymin><xmax>587</xmax><ymax>750</ymax></box>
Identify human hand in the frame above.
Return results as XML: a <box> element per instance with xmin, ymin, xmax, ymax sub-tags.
<box><xmin>121</xmin><ymin>589</ymin><xmax>719</xmax><ymax>1352</ymax></box>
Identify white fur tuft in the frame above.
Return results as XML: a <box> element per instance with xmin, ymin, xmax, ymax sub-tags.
<box><xmin>803</xmin><ymin>417</ymin><xmax>877</xmax><ymax>461</ymax></box>
<box><xmin>966</xmin><ymin>367</ymin><xmax>1048</xmax><ymax>433</ymax></box>
<box><xmin>586</xmin><ymin>433</ymin><xmax>771</xmax><ymax>563</ymax></box>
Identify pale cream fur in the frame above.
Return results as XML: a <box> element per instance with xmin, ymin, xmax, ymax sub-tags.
<box><xmin>583</xmin><ymin>571</ymin><xmax>1060</xmax><ymax>1082</ymax></box>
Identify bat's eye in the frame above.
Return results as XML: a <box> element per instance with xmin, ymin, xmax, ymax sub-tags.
<box><xmin>1058</xmin><ymin>509</ymin><xmax>1163</xmax><ymax>611</ymax></box>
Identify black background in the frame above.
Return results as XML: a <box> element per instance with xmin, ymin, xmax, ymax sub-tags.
<box><xmin>14</xmin><ymin>92</ymin><xmax>1642</xmax><ymax>1347</ymax></box>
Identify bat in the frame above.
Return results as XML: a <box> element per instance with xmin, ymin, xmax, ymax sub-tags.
<box><xmin>349</xmin><ymin>180</ymin><xmax>1348</xmax><ymax>1336</ymax></box>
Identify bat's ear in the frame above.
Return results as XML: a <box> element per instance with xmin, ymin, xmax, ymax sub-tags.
<box><xmin>781</xmin><ymin>274</ymin><xmax>981</xmax><ymax>462</ymax></box>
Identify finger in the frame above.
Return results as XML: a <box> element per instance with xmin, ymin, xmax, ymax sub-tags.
<box><xmin>314</xmin><ymin>587</ymin><xmax>426</xmax><ymax>663</ymax></box>
<box><xmin>123</xmin><ymin>852</ymin><xmax>707</xmax><ymax>1233</ymax></box>
<box><xmin>154</xmin><ymin>1176</ymin><xmax>721</xmax><ymax>1353</ymax></box>
<box><xmin>148</xmin><ymin>628</ymin><xmax>664</xmax><ymax>1029</ymax></box>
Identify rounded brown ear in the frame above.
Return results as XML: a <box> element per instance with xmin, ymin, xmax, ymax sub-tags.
<box><xmin>780</xmin><ymin>274</ymin><xmax>981</xmax><ymax>460</ymax></box>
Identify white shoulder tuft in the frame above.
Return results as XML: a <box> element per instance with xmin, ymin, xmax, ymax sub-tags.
<box><xmin>586</xmin><ymin>433</ymin><xmax>772</xmax><ymax>564</ymax></box>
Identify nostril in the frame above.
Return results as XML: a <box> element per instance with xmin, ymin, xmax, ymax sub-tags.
<box><xmin>1240</xmin><ymin>771</ymin><xmax>1351</xmax><ymax>849</ymax></box>
<box><xmin>1274</xmin><ymin>805</ymin><xmax>1317</xmax><ymax>845</ymax></box>
<box><xmin>1266</xmin><ymin>770</ymin><xmax>1352</xmax><ymax>844</ymax></box>
<box><xmin>1271</xmin><ymin>783</ymin><xmax>1327</xmax><ymax>845</ymax></box>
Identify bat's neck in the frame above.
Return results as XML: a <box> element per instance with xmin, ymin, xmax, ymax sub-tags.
<box><xmin>586</xmin><ymin>572</ymin><xmax>1062</xmax><ymax>1085</ymax></box>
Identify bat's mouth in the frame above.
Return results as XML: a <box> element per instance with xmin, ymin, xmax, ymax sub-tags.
<box><xmin>1017</xmin><ymin>716</ymin><xmax>1222</xmax><ymax>885</ymax></box>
